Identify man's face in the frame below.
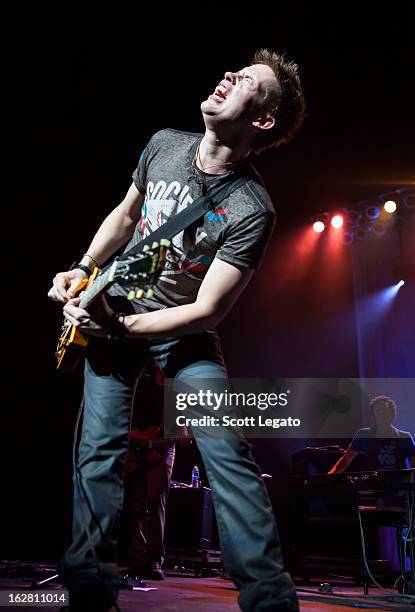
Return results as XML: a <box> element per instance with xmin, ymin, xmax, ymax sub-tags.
<box><xmin>201</xmin><ymin>63</ymin><xmax>278</xmax><ymax>129</ymax></box>
<box><xmin>372</xmin><ymin>400</ymin><xmax>395</xmax><ymax>427</ymax></box>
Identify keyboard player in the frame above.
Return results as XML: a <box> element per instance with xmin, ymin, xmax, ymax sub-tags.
<box><xmin>328</xmin><ymin>395</ymin><xmax>415</xmax><ymax>474</ymax></box>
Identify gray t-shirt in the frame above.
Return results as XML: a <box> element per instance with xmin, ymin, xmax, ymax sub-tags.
<box><xmin>109</xmin><ymin>129</ymin><xmax>275</xmax><ymax>312</ymax></box>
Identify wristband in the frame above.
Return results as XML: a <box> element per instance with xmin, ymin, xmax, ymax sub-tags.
<box><xmin>74</xmin><ymin>263</ymin><xmax>92</xmax><ymax>277</ymax></box>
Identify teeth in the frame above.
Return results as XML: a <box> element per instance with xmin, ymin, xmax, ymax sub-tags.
<box><xmin>213</xmin><ymin>84</ymin><xmax>227</xmax><ymax>99</ymax></box>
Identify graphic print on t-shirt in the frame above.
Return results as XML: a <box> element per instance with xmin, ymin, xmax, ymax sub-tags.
<box><xmin>140</xmin><ymin>179</ymin><xmax>213</xmax><ymax>286</ymax></box>
<box><xmin>376</xmin><ymin>439</ymin><xmax>399</xmax><ymax>468</ymax></box>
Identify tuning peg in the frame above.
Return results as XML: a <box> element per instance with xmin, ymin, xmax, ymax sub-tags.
<box><xmin>127</xmin><ymin>289</ymin><xmax>136</xmax><ymax>300</ymax></box>
<box><xmin>142</xmin><ymin>245</ymin><xmax>150</xmax><ymax>252</ymax></box>
<box><xmin>135</xmin><ymin>288</ymin><xmax>144</xmax><ymax>299</ymax></box>
<box><xmin>145</xmin><ymin>288</ymin><xmax>154</xmax><ymax>299</ymax></box>
<box><xmin>160</xmin><ymin>239</ymin><xmax>170</xmax><ymax>247</ymax></box>
<box><xmin>151</xmin><ymin>241</ymin><xmax>159</xmax><ymax>250</ymax></box>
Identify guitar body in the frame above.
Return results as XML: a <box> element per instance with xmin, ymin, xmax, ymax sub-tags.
<box><xmin>55</xmin><ymin>273</ymin><xmax>96</xmax><ymax>372</ymax></box>
<box><xmin>124</xmin><ymin>426</ymin><xmax>178</xmax><ymax>476</ymax></box>
<box><xmin>56</xmin><ymin>325</ymin><xmax>88</xmax><ymax>372</ymax></box>
<box><xmin>54</xmin><ymin>241</ymin><xmax>170</xmax><ymax>373</ymax></box>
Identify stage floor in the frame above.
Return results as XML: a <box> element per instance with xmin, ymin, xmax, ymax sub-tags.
<box><xmin>0</xmin><ymin>565</ymin><xmax>414</xmax><ymax>611</ymax></box>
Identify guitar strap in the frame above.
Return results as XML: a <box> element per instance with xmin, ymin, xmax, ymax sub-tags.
<box><xmin>106</xmin><ymin>173</ymin><xmax>249</xmax><ymax>267</ymax></box>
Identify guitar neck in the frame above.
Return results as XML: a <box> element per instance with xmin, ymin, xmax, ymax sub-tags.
<box><xmin>78</xmin><ymin>263</ymin><xmax>116</xmax><ymax>309</ymax></box>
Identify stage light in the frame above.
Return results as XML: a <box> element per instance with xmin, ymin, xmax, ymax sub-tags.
<box><xmin>403</xmin><ymin>193</ymin><xmax>415</xmax><ymax>209</ymax></box>
<box><xmin>309</xmin><ymin>188</ymin><xmax>412</xmax><ymax>244</ymax></box>
<box><xmin>331</xmin><ymin>215</ymin><xmax>344</xmax><ymax>229</ymax></box>
<box><xmin>313</xmin><ymin>221</ymin><xmax>325</xmax><ymax>233</ymax></box>
<box><xmin>377</xmin><ymin>281</ymin><xmax>404</xmax><ymax>305</ymax></box>
<box><xmin>348</xmin><ymin>209</ymin><xmax>362</xmax><ymax>223</ymax></box>
<box><xmin>343</xmin><ymin>209</ymin><xmax>362</xmax><ymax>233</ymax></box>
<box><xmin>344</xmin><ymin>209</ymin><xmax>362</xmax><ymax>229</ymax></box>
<box><xmin>384</xmin><ymin>200</ymin><xmax>397</xmax><ymax>213</ymax></box>
<box><xmin>361</xmin><ymin>278</ymin><xmax>408</xmax><ymax>323</ymax></box>
<box><xmin>365</xmin><ymin>205</ymin><xmax>380</xmax><ymax>220</ymax></box>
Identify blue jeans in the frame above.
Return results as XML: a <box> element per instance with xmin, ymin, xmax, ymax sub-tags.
<box><xmin>61</xmin><ymin>331</ymin><xmax>297</xmax><ymax>611</ymax></box>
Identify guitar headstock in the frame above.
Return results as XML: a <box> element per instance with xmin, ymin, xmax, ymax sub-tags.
<box><xmin>109</xmin><ymin>239</ymin><xmax>170</xmax><ymax>300</ymax></box>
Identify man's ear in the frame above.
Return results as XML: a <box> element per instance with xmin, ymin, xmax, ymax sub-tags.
<box><xmin>252</xmin><ymin>113</ymin><xmax>275</xmax><ymax>131</ymax></box>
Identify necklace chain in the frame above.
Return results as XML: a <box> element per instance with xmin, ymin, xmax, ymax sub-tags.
<box><xmin>193</xmin><ymin>142</ymin><xmax>244</xmax><ymax>173</ymax></box>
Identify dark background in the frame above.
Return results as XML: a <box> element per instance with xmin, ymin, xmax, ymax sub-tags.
<box><xmin>2</xmin><ymin>3</ymin><xmax>415</xmax><ymax>562</ymax></box>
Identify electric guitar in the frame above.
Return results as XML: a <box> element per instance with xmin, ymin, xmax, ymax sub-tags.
<box><xmin>124</xmin><ymin>426</ymin><xmax>180</xmax><ymax>475</ymax></box>
<box><xmin>55</xmin><ymin>240</ymin><xmax>170</xmax><ymax>373</ymax></box>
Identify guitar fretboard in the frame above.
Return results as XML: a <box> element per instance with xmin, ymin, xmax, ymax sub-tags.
<box><xmin>79</xmin><ymin>267</ymin><xmax>113</xmax><ymax>309</ymax></box>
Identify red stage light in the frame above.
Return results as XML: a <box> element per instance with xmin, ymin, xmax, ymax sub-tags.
<box><xmin>313</xmin><ymin>221</ymin><xmax>325</xmax><ymax>233</ymax></box>
<box><xmin>331</xmin><ymin>215</ymin><xmax>344</xmax><ymax>229</ymax></box>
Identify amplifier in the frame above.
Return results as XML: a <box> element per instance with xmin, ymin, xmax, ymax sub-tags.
<box><xmin>165</xmin><ymin>486</ymin><xmax>219</xmax><ymax>552</ymax></box>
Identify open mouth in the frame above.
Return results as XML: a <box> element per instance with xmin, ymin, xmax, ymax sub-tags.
<box><xmin>210</xmin><ymin>84</ymin><xmax>228</xmax><ymax>101</ymax></box>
